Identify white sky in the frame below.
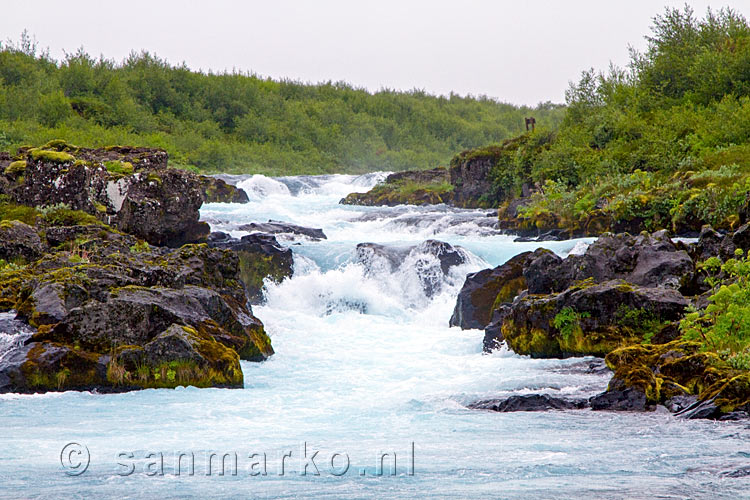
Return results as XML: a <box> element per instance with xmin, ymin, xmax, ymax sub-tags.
<box><xmin>0</xmin><ymin>0</ymin><xmax>738</xmax><ymax>105</ymax></box>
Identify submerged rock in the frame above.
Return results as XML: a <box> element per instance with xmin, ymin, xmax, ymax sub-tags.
<box><xmin>469</xmin><ymin>394</ymin><xmax>589</xmax><ymax>412</ymax></box>
<box><xmin>356</xmin><ymin>239</ymin><xmax>468</xmax><ymax>298</ymax></box>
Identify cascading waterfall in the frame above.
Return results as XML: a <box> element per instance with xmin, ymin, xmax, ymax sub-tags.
<box><xmin>0</xmin><ymin>173</ymin><xmax>748</xmax><ymax>499</ymax></box>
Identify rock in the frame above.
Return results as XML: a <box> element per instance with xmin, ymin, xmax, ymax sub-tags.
<box><xmin>449</xmin><ymin>149</ymin><xmax>496</xmax><ymax>208</ymax></box>
<box><xmin>7</xmin><ymin>141</ymin><xmax>209</xmax><ymax>247</ymax></box>
<box><xmin>469</xmin><ymin>394</ymin><xmax>589</xmax><ymax>412</ymax></box>
<box><xmin>0</xmin><ymin>225</ymin><xmax>274</xmax><ymax>393</ymax></box>
<box><xmin>208</xmin><ymin>233</ymin><xmax>294</xmax><ymax>304</ymax></box>
<box><xmin>356</xmin><ymin>239</ymin><xmax>468</xmax><ymax>297</ymax></box>
<box><xmin>199</xmin><ymin>175</ymin><xmax>249</xmax><ymax>204</ymax></box>
<box><xmin>589</xmin><ymin>388</ymin><xmax>649</xmax><ymax>411</ymax></box>
<box><xmin>0</xmin><ymin>221</ymin><xmax>44</xmax><ymax>262</ymax></box>
<box><xmin>499</xmin><ymin>280</ymin><xmax>689</xmax><ymax>358</ymax></box>
<box><xmin>731</xmin><ymin>223</ymin><xmax>750</xmax><ymax>253</ymax></box>
<box><xmin>340</xmin><ymin>167</ymin><xmax>452</xmax><ymax>207</ymax></box>
<box><xmin>740</xmin><ymin>193</ymin><xmax>750</xmax><ymax>225</ymax></box>
<box><xmin>114</xmin><ymin>168</ymin><xmax>209</xmax><ymax>247</ymax></box>
<box><xmin>449</xmin><ymin>251</ymin><xmax>533</xmax><ymax>330</ymax></box>
<box><xmin>238</xmin><ymin>220</ymin><xmax>327</xmax><ymax>240</ymax></box>
<box><xmin>689</xmin><ymin>226</ymin><xmax>725</xmax><ymax>262</ymax></box>
<box><xmin>523</xmin><ymin>249</ymin><xmax>574</xmax><ymax>294</ymax></box>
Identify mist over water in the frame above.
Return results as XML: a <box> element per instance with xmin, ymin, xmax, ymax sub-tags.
<box><xmin>1</xmin><ymin>174</ymin><xmax>749</xmax><ymax>498</ymax></box>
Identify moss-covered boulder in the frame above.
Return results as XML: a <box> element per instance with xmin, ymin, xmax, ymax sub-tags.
<box><xmin>594</xmin><ymin>340</ymin><xmax>750</xmax><ymax>418</ymax></box>
<box><xmin>0</xmin><ymin>224</ymin><xmax>273</xmax><ymax>393</ymax></box>
<box><xmin>496</xmin><ymin>280</ymin><xmax>689</xmax><ymax>358</ymax></box>
<box><xmin>5</xmin><ymin>140</ymin><xmax>209</xmax><ymax>247</ymax></box>
<box><xmin>340</xmin><ymin>167</ymin><xmax>454</xmax><ymax>206</ymax></box>
<box><xmin>199</xmin><ymin>175</ymin><xmax>249</xmax><ymax>204</ymax></box>
<box><xmin>207</xmin><ymin>232</ymin><xmax>293</xmax><ymax>304</ymax></box>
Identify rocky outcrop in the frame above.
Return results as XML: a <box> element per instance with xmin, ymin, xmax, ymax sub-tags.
<box><xmin>208</xmin><ymin>232</ymin><xmax>294</xmax><ymax>303</ymax></box>
<box><xmin>6</xmin><ymin>140</ymin><xmax>209</xmax><ymax>247</ymax></box>
<box><xmin>0</xmin><ymin>207</ymin><xmax>273</xmax><ymax>394</ymax></box>
<box><xmin>476</xmin><ymin>231</ymin><xmax>695</xmax><ymax>354</ymax></box>
<box><xmin>199</xmin><ymin>176</ymin><xmax>249</xmax><ymax>204</ymax></box>
<box><xmin>238</xmin><ymin>220</ymin><xmax>327</xmax><ymax>240</ymax></box>
<box><xmin>449</xmin><ymin>251</ymin><xmax>535</xmax><ymax>330</ymax></box>
<box><xmin>341</xmin><ymin>167</ymin><xmax>453</xmax><ymax>207</ymax></box>
<box><xmin>495</xmin><ymin>280</ymin><xmax>689</xmax><ymax>358</ymax></box>
<box><xmin>523</xmin><ymin>230</ymin><xmax>694</xmax><ymax>294</ymax></box>
<box><xmin>595</xmin><ymin>340</ymin><xmax>750</xmax><ymax>419</ymax></box>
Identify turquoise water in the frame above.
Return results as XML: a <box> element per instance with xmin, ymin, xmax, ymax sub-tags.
<box><xmin>1</xmin><ymin>174</ymin><xmax>749</xmax><ymax>499</ymax></box>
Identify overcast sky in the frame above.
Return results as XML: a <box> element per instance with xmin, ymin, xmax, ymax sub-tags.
<box><xmin>0</xmin><ymin>1</ymin><xmax>734</xmax><ymax>105</ymax></box>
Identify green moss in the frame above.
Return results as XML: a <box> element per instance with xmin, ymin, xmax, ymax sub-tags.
<box><xmin>0</xmin><ymin>202</ymin><xmax>40</xmax><ymax>225</ymax></box>
<box><xmin>39</xmin><ymin>204</ymin><xmax>102</xmax><ymax>226</ymax></box>
<box><xmin>4</xmin><ymin>160</ymin><xmax>26</xmax><ymax>176</ymax></box>
<box><xmin>146</xmin><ymin>172</ymin><xmax>163</xmax><ymax>185</ymax></box>
<box><xmin>29</xmin><ymin>149</ymin><xmax>75</xmax><ymax>163</ymax></box>
<box><xmin>104</xmin><ymin>160</ymin><xmax>134</xmax><ymax>176</ymax></box>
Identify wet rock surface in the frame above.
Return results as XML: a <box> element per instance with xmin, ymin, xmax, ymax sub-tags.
<box><xmin>238</xmin><ymin>220</ymin><xmax>327</xmax><ymax>240</ymax></box>
<box><xmin>208</xmin><ymin>232</ymin><xmax>294</xmax><ymax>304</ymax></box>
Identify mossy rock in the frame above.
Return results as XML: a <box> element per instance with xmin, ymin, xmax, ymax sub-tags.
<box><xmin>4</xmin><ymin>160</ymin><xmax>26</xmax><ymax>177</ymax></box>
<box><xmin>29</xmin><ymin>149</ymin><xmax>75</xmax><ymax>164</ymax></box>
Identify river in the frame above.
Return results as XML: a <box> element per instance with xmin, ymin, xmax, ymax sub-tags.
<box><xmin>0</xmin><ymin>173</ymin><xmax>748</xmax><ymax>498</ymax></box>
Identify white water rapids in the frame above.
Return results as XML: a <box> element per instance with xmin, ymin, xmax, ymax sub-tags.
<box><xmin>0</xmin><ymin>173</ymin><xmax>749</xmax><ymax>499</ymax></box>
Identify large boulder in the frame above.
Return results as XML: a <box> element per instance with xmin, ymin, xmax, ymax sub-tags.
<box><xmin>449</xmin><ymin>251</ymin><xmax>534</xmax><ymax>330</ymax></box>
<box><xmin>0</xmin><ymin>221</ymin><xmax>44</xmax><ymax>263</ymax></box>
<box><xmin>6</xmin><ymin>141</ymin><xmax>209</xmax><ymax>247</ymax></box>
<box><xmin>523</xmin><ymin>231</ymin><xmax>695</xmax><ymax>295</ymax></box>
<box><xmin>493</xmin><ymin>280</ymin><xmax>689</xmax><ymax>358</ymax></box>
<box><xmin>0</xmin><ymin>225</ymin><xmax>273</xmax><ymax>393</ymax></box>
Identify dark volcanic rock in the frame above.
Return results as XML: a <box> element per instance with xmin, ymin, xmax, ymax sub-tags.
<box><xmin>199</xmin><ymin>175</ymin><xmax>249</xmax><ymax>204</ymax></box>
<box><xmin>524</xmin><ymin>231</ymin><xmax>694</xmax><ymax>295</ymax></box>
<box><xmin>356</xmin><ymin>239</ymin><xmax>468</xmax><ymax>298</ymax></box>
<box><xmin>449</xmin><ymin>152</ymin><xmax>494</xmax><ymax>208</ymax></box>
<box><xmin>114</xmin><ymin>168</ymin><xmax>209</xmax><ymax>247</ymax></box>
<box><xmin>0</xmin><ymin>221</ymin><xmax>44</xmax><ymax>262</ymax></box>
<box><xmin>469</xmin><ymin>394</ymin><xmax>589</xmax><ymax>412</ymax></box>
<box><xmin>239</xmin><ymin>220</ymin><xmax>327</xmax><ymax>240</ymax></box>
<box><xmin>496</xmin><ymin>280</ymin><xmax>689</xmax><ymax>358</ymax></box>
<box><xmin>589</xmin><ymin>388</ymin><xmax>649</xmax><ymax>411</ymax></box>
<box><xmin>450</xmin><ymin>251</ymin><xmax>534</xmax><ymax>330</ymax></box>
<box><xmin>8</xmin><ymin>141</ymin><xmax>209</xmax><ymax>247</ymax></box>
<box><xmin>0</xmin><ymin>225</ymin><xmax>274</xmax><ymax>393</ymax></box>
<box><xmin>208</xmin><ymin>233</ymin><xmax>294</xmax><ymax>303</ymax></box>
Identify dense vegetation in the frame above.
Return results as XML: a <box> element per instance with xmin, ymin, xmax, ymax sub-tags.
<box><xmin>471</xmin><ymin>6</ymin><xmax>750</xmax><ymax>234</ymax></box>
<box><xmin>0</xmin><ymin>33</ymin><xmax>563</xmax><ymax>175</ymax></box>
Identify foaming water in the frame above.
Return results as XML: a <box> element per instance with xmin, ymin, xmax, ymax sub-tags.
<box><xmin>1</xmin><ymin>174</ymin><xmax>749</xmax><ymax>499</ymax></box>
